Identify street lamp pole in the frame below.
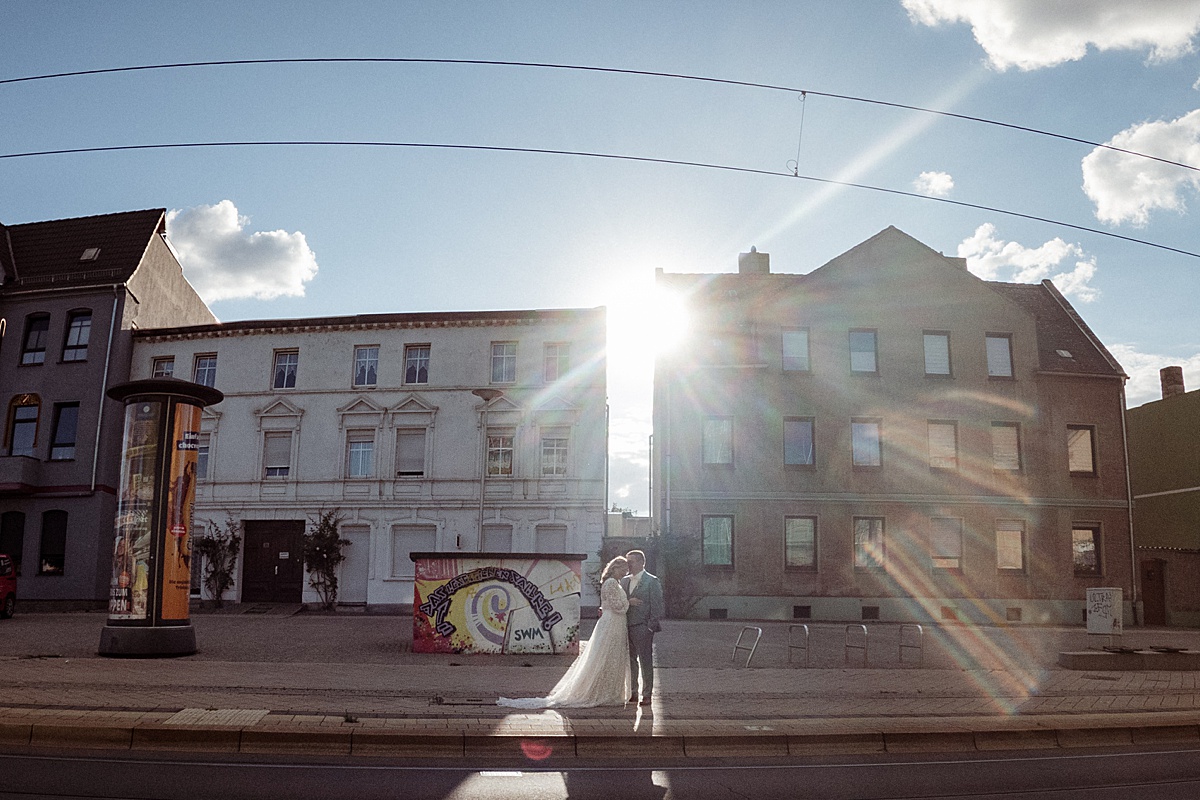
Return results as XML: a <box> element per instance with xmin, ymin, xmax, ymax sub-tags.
<box><xmin>470</xmin><ymin>388</ymin><xmax>503</xmax><ymax>551</ymax></box>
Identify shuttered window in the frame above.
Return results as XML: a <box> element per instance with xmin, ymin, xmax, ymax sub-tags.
<box><xmin>923</xmin><ymin>332</ymin><xmax>951</xmax><ymax>375</ymax></box>
<box><xmin>928</xmin><ymin>421</ymin><xmax>957</xmax><ymax>470</ymax></box>
<box><xmin>992</xmin><ymin>423</ymin><xmax>1020</xmax><ymax>471</ymax></box>
<box><xmin>395</xmin><ymin>429</ymin><xmax>427</xmax><ymax>477</ymax></box>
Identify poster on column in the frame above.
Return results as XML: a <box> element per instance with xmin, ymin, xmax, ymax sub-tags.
<box><xmin>108</xmin><ymin>401</ymin><xmax>162</xmax><ymax>620</ymax></box>
<box><xmin>411</xmin><ymin>553</ymin><xmax>585</xmax><ymax>655</ymax></box>
<box><xmin>162</xmin><ymin>403</ymin><xmax>201</xmax><ymax>621</ymax></box>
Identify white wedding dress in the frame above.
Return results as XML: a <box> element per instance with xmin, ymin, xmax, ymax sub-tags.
<box><xmin>497</xmin><ymin>577</ymin><xmax>631</xmax><ymax>708</ymax></box>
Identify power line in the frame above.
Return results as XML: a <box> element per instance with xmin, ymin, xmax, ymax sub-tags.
<box><xmin>1</xmin><ymin>57</ymin><xmax>1196</xmax><ymax>174</ymax></box>
<box><xmin>3</xmin><ymin>138</ymin><xmax>1196</xmax><ymax>260</ymax></box>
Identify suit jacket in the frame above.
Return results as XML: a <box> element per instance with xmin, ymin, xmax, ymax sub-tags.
<box><xmin>622</xmin><ymin>570</ymin><xmax>665</xmax><ymax>631</ymax></box>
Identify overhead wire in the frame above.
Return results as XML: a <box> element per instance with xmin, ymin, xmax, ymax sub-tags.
<box><xmin>1</xmin><ymin>57</ymin><xmax>1197</xmax><ymax>173</ymax></box>
<box><xmin>3</xmin><ymin>138</ymin><xmax>1196</xmax><ymax>260</ymax></box>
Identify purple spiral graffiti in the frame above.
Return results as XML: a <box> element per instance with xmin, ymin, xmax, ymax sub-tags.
<box><xmin>468</xmin><ymin>584</ymin><xmax>512</xmax><ymax>646</ymax></box>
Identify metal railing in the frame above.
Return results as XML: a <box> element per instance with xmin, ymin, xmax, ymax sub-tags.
<box><xmin>788</xmin><ymin>624</ymin><xmax>810</xmax><ymax>667</ymax></box>
<box><xmin>899</xmin><ymin>623</ymin><xmax>924</xmax><ymax>665</ymax></box>
<box><xmin>845</xmin><ymin>624</ymin><xmax>868</xmax><ymax>666</ymax></box>
<box><xmin>733</xmin><ymin>625</ymin><xmax>763</xmax><ymax>667</ymax></box>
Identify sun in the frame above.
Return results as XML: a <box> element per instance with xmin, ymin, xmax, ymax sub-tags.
<box><xmin>605</xmin><ymin>283</ymin><xmax>689</xmax><ymax>368</ymax></box>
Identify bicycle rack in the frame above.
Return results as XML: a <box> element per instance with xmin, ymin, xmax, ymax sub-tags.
<box><xmin>845</xmin><ymin>624</ymin><xmax>868</xmax><ymax>666</ymax></box>
<box><xmin>733</xmin><ymin>626</ymin><xmax>763</xmax><ymax>667</ymax></box>
<box><xmin>899</xmin><ymin>623</ymin><xmax>924</xmax><ymax>665</ymax></box>
<box><xmin>788</xmin><ymin>624</ymin><xmax>810</xmax><ymax>667</ymax></box>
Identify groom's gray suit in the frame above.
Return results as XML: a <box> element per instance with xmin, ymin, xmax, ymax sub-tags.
<box><xmin>622</xmin><ymin>568</ymin><xmax>665</xmax><ymax>700</ymax></box>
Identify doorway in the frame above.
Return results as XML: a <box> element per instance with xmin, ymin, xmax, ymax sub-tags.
<box><xmin>242</xmin><ymin>520</ymin><xmax>305</xmax><ymax>603</ymax></box>
<box><xmin>1140</xmin><ymin>558</ymin><xmax>1167</xmax><ymax>626</ymax></box>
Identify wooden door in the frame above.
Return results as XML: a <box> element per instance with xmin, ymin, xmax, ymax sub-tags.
<box><xmin>242</xmin><ymin>520</ymin><xmax>305</xmax><ymax>603</ymax></box>
<box><xmin>1140</xmin><ymin>559</ymin><xmax>1167</xmax><ymax>626</ymax></box>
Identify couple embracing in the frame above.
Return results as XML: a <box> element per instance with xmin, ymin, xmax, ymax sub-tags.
<box><xmin>498</xmin><ymin>550</ymin><xmax>664</xmax><ymax>709</ymax></box>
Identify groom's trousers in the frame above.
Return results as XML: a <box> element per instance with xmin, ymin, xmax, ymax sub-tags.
<box><xmin>628</xmin><ymin>623</ymin><xmax>655</xmax><ymax>698</ymax></box>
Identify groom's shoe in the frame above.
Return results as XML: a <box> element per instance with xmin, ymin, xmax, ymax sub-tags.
<box><xmin>639</xmin><ymin>697</ymin><xmax>652</xmax><ymax>706</ymax></box>
<box><xmin>628</xmin><ymin>694</ymin><xmax>638</xmax><ymax>703</ymax></box>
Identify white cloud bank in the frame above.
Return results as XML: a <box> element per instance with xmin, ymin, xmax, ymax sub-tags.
<box><xmin>957</xmin><ymin>223</ymin><xmax>1099</xmax><ymax>302</ymax></box>
<box><xmin>914</xmin><ymin>170</ymin><xmax>954</xmax><ymax>197</ymax></box>
<box><xmin>1082</xmin><ymin>109</ymin><xmax>1200</xmax><ymax>226</ymax></box>
<box><xmin>1109</xmin><ymin>344</ymin><xmax>1200</xmax><ymax>407</ymax></box>
<box><xmin>166</xmin><ymin>200</ymin><xmax>319</xmax><ymax>303</ymax></box>
<box><xmin>903</xmin><ymin>0</ymin><xmax>1200</xmax><ymax>71</ymax></box>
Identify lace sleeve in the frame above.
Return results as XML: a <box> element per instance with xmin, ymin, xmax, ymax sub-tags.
<box><xmin>601</xmin><ymin>578</ymin><xmax>629</xmax><ymax>614</ymax></box>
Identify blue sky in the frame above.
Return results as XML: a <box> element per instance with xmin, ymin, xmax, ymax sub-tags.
<box><xmin>3</xmin><ymin>1</ymin><xmax>1199</xmax><ymax>512</ymax></box>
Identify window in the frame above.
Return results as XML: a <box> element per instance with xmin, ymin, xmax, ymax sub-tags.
<box><xmin>541</xmin><ymin>434</ymin><xmax>568</xmax><ymax>477</ymax></box>
<box><xmin>782</xmin><ymin>328</ymin><xmax>810</xmax><ymax>372</ymax></box>
<box><xmin>702</xmin><ymin>516</ymin><xmax>734</xmax><ymax>567</ymax></box>
<box><xmin>487</xmin><ymin>429</ymin><xmax>514</xmax><ymax>476</ymax></box>
<box><xmin>1072</xmin><ymin>525</ymin><xmax>1101</xmax><ymax>576</ymax></box>
<box><xmin>346</xmin><ymin>431</ymin><xmax>375</xmax><ymax>478</ymax></box>
<box><xmin>702</xmin><ymin>417</ymin><xmax>733</xmax><ymax>466</ymax></box>
<box><xmin>784</xmin><ymin>516</ymin><xmax>817</xmax><ymax>570</ymax></box>
<box><xmin>930</xmin><ymin>517</ymin><xmax>963</xmax><ymax>570</ymax></box>
<box><xmin>263</xmin><ymin>432</ymin><xmax>292</xmax><ymax>478</ymax></box>
<box><xmin>854</xmin><ymin>517</ymin><xmax>885</xmax><ymax>570</ymax></box>
<box><xmin>928</xmin><ymin>421</ymin><xmax>958</xmax><ymax>470</ymax></box>
<box><xmin>152</xmin><ymin>357</ymin><xmax>175</xmax><ymax>378</ymax></box>
<box><xmin>354</xmin><ymin>346</ymin><xmax>379</xmax><ymax>387</ymax></box>
<box><xmin>992</xmin><ymin>423</ymin><xmax>1021</xmax><ymax>471</ymax></box>
<box><xmin>193</xmin><ymin>355</ymin><xmax>217</xmax><ymax>388</ymax></box>
<box><xmin>543</xmin><ymin>343</ymin><xmax>569</xmax><ymax>382</ymax></box>
<box><xmin>536</xmin><ymin>525</ymin><xmax>567</xmax><ymax>552</ymax></box>
<box><xmin>196</xmin><ymin>434</ymin><xmax>210</xmax><ymax>480</ymax></box>
<box><xmin>7</xmin><ymin>396</ymin><xmax>40</xmax><ymax>457</ymax></box>
<box><xmin>784</xmin><ymin>418</ymin><xmax>815</xmax><ymax>466</ymax></box>
<box><xmin>851</xmin><ymin>419</ymin><xmax>882</xmax><ymax>467</ymax></box>
<box><xmin>38</xmin><ymin>509</ymin><xmax>67</xmax><ymax>576</ymax></box>
<box><xmin>1067</xmin><ymin>425</ymin><xmax>1096</xmax><ymax>475</ymax></box>
<box><xmin>0</xmin><ymin>511</ymin><xmax>25</xmax><ymax>576</ymax></box>
<box><xmin>61</xmin><ymin>311</ymin><xmax>91</xmax><ymax>362</ymax></box>
<box><xmin>849</xmin><ymin>329</ymin><xmax>878</xmax><ymax>373</ymax></box>
<box><xmin>20</xmin><ymin>314</ymin><xmax>50</xmax><ymax>365</ymax></box>
<box><xmin>49</xmin><ymin>403</ymin><xmax>79</xmax><ymax>460</ymax></box>
<box><xmin>996</xmin><ymin>520</ymin><xmax>1025</xmax><ymax>572</ymax></box>
<box><xmin>483</xmin><ymin>524</ymin><xmax>513</xmax><ymax>551</ymax></box>
<box><xmin>391</xmin><ymin>524</ymin><xmax>436</xmax><ymax>578</ymax></box>
<box><xmin>395</xmin><ymin>429</ymin><xmax>427</xmax><ymax>477</ymax></box>
<box><xmin>986</xmin><ymin>334</ymin><xmax>1013</xmax><ymax>378</ymax></box>
<box><xmin>923</xmin><ymin>332</ymin><xmax>951</xmax><ymax>376</ymax></box>
<box><xmin>273</xmin><ymin>350</ymin><xmax>298</xmax><ymax>389</ymax></box>
<box><xmin>404</xmin><ymin>345</ymin><xmax>430</xmax><ymax>384</ymax></box>
<box><xmin>491</xmin><ymin>342</ymin><xmax>516</xmax><ymax>383</ymax></box>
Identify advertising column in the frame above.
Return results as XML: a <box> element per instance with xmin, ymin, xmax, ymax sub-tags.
<box><xmin>99</xmin><ymin>379</ymin><xmax>222</xmax><ymax>657</ymax></box>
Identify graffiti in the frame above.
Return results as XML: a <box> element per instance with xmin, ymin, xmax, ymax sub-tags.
<box><xmin>419</xmin><ymin>566</ymin><xmax>563</xmax><ymax>638</ymax></box>
<box><xmin>513</xmin><ymin>627</ymin><xmax>546</xmax><ymax>642</ymax></box>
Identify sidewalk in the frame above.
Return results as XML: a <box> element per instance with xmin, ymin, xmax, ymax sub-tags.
<box><xmin>4</xmin><ymin>610</ymin><xmax>1200</xmax><ymax>759</ymax></box>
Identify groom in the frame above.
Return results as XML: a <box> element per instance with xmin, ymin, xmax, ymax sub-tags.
<box><xmin>622</xmin><ymin>549</ymin><xmax>664</xmax><ymax>706</ymax></box>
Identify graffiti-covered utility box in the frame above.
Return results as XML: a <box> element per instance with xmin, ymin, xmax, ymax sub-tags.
<box><xmin>411</xmin><ymin>552</ymin><xmax>587</xmax><ymax>655</ymax></box>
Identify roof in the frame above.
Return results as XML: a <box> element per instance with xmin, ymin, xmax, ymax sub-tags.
<box><xmin>133</xmin><ymin>306</ymin><xmax>606</xmax><ymax>341</ymax></box>
<box><xmin>986</xmin><ymin>280</ymin><xmax>1125</xmax><ymax>378</ymax></box>
<box><xmin>0</xmin><ymin>209</ymin><xmax>166</xmax><ymax>290</ymax></box>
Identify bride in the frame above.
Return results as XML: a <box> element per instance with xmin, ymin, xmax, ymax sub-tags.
<box><xmin>498</xmin><ymin>556</ymin><xmax>631</xmax><ymax>708</ymax></box>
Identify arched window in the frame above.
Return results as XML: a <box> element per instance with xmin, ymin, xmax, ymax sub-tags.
<box><xmin>6</xmin><ymin>394</ymin><xmax>41</xmax><ymax>457</ymax></box>
<box><xmin>39</xmin><ymin>509</ymin><xmax>67</xmax><ymax>576</ymax></box>
<box><xmin>20</xmin><ymin>313</ymin><xmax>50</xmax><ymax>365</ymax></box>
<box><xmin>0</xmin><ymin>511</ymin><xmax>25</xmax><ymax>576</ymax></box>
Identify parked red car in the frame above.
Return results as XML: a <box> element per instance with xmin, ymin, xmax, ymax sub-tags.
<box><xmin>0</xmin><ymin>553</ymin><xmax>15</xmax><ymax>618</ymax></box>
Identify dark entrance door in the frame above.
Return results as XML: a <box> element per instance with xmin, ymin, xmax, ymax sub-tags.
<box><xmin>1140</xmin><ymin>559</ymin><xmax>1167</xmax><ymax>626</ymax></box>
<box><xmin>242</xmin><ymin>520</ymin><xmax>304</xmax><ymax>603</ymax></box>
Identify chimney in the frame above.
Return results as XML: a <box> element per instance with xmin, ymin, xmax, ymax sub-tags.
<box><xmin>738</xmin><ymin>246</ymin><xmax>770</xmax><ymax>275</ymax></box>
<box><xmin>1161</xmin><ymin>366</ymin><xmax>1185</xmax><ymax>399</ymax></box>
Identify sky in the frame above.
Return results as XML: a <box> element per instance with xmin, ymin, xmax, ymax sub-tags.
<box><xmin>3</xmin><ymin>1</ymin><xmax>1200</xmax><ymax>513</ymax></box>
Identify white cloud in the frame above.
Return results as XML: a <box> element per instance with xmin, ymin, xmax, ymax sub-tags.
<box><xmin>1081</xmin><ymin>109</ymin><xmax>1200</xmax><ymax>226</ymax></box>
<box><xmin>914</xmin><ymin>170</ymin><xmax>955</xmax><ymax>197</ymax></box>
<box><xmin>165</xmin><ymin>200</ymin><xmax>319</xmax><ymax>303</ymax></box>
<box><xmin>903</xmin><ymin>0</ymin><xmax>1200</xmax><ymax>71</ymax></box>
<box><xmin>1109</xmin><ymin>344</ymin><xmax>1200</xmax><ymax>407</ymax></box>
<box><xmin>957</xmin><ymin>223</ymin><xmax>1100</xmax><ymax>302</ymax></box>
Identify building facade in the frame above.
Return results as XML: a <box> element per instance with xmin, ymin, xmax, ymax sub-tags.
<box><xmin>131</xmin><ymin>308</ymin><xmax>608</xmax><ymax>609</ymax></box>
<box><xmin>1127</xmin><ymin>366</ymin><xmax>1200</xmax><ymax>627</ymax></box>
<box><xmin>653</xmin><ymin>228</ymin><xmax>1133</xmax><ymax>625</ymax></box>
<box><xmin>0</xmin><ymin>210</ymin><xmax>216</xmax><ymax>605</ymax></box>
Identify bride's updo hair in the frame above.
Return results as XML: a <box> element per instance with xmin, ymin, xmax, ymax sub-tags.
<box><xmin>601</xmin><ymin>555</ymin><xmax>629</xmax><ymax>582</ymax></box>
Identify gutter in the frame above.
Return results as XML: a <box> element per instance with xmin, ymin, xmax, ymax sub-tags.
<box><xmin>1119</xmin><ymin>382</ymin><xmax>1139</xmax><ymax>622</ymax></box>
<box><xmin>91</xmin><ymin>286</ymin><xmax>124</xmax><ymax>493</ymax></box>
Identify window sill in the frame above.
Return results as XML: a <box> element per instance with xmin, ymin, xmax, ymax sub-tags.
<box><xmin>784</xmin><ymin>463</ymin><xmax>817</xmax><ymax>470</ymax></box>
<box><xmin>784</xmin><ymin>566</ymin><xmax>818</xmax><ymax>573</ymax></box>
<box><xmin>987</xmin><ymin>375</ymin><xmax>1016</xmax><ymax>381</ymax></box>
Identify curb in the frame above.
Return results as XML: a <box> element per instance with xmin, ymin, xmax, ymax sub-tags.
<box><xmin>5</xmin><ymin>721</ymin><xmax>1200</xmax><ymax>758</ymax></box>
